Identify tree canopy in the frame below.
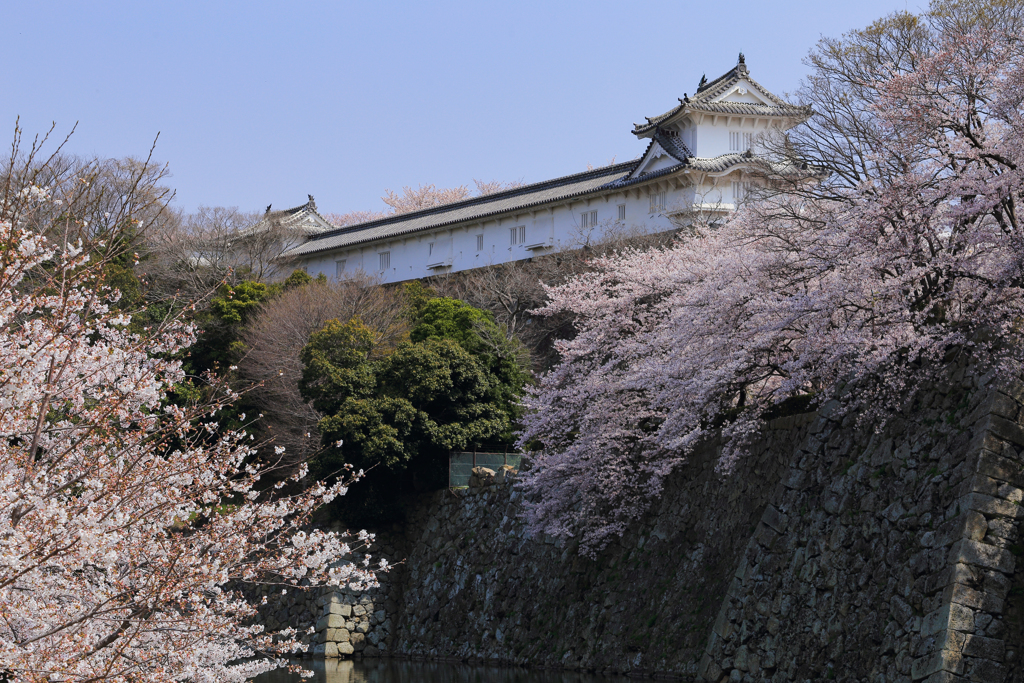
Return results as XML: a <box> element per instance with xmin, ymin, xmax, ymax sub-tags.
<box><xmin>0</xmin><ymin>134</ymin><xmax>375</xmax><ymax>683</ymax></box>
<box><xmin>300</xmin><ymin>292</ymin><xmax>530</xmax><ymax>524</ymax></box>
<box><xmin>518</xmin><ymin>0</ymin><xmax>1024</xmax><ymax>555</ymax></box>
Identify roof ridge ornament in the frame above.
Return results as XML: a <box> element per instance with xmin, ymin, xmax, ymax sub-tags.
<box><xmin>697</xmin><ymin>74</ymin><xmax>707</xmax><ymax>91</ymax></box>
<box><xmin>307</xmin><ymin>194</ymin><xmax>316</xmax><ymax>210</ymax></box>
<box><xmin>737</xmin><ymin>52</ymin><xmax>748</xmax><ymax>76</ymax></box>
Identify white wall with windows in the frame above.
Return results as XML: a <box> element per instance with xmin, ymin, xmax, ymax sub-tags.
<box><xmin>295</xmin><ymin>168</ymin><xmax>766</xmax><ymax>285</ymax></box>
<box><xmin>297</xmin><ymin>184</ymin><xmax>698</xmax><ymax>284</ymax></box>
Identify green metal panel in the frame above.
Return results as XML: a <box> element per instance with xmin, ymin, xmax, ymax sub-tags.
<box><xmin>449</xmin><ymin>452</ymin><xmax>523</xmax><ymax>488</ymax></box>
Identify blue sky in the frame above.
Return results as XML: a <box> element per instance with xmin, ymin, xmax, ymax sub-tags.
<box><xmin>3</xmin><ymin>0</ymin><xmax>922</xmax><ymax>217</ymax></box>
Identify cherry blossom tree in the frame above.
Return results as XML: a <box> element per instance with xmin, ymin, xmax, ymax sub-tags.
<box><xmin>322</xmin><ymin>210</ymin><xmax>387</xmax><ymax>228</ymax></box>
<box><xmin>518</xmin><ymin>1</ymin><xmax>1024</xmax><ymax>555</ymax></box>
<box><xmin>380</xmin><ymin>183</ymin><xmax>472</xmax><ymax>214</ymax></box>
<box><xmin>473</xmin><ymin>179</ymin><xmax>523</xmax><ymax>196</ymax></box>
<box><xmin>0</xmin><ymin>136</ymin><xmax>378</xmax><ymax>682</ymax></box>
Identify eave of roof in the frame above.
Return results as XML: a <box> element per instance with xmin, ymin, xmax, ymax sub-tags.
<box><xmin>654</xmin><ymin>130</ymin><xmax>693</xmax><ymax>162</ymax></box>
<box><xmin>282</xmin><ymin>160</ymin><xmax>691</xmax><ymax>259</ymax></box>
<box><xmin>632</xmin><ymin>63</ymin><xmax>808</xmax><ymax>137</ymax></box>
<box><xmin>240</xmin><ymin>200</ymin><xmax>335</xmax><ymax>238</ymax></box>
<box><xmin>682</xmin><ymin>152</ymin><xmax>823</xmax><ymax>176</ymax></box>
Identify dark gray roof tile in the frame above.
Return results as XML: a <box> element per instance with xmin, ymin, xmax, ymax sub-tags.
<box><xmin>283</xmin><ymin>161</ymin><xmax>655</xmax><ymax>258</ymax></box>
<box><xmin>632</xmin><ymin>62</ymin><xmax>809</xmax><ymax>136</ymax></box>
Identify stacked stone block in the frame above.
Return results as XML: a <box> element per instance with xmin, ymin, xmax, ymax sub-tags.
<box><xmin>909</xmin><ymin>389</ymin><xmax>1024</xmax><ymax>683</ymax></box>
<box><xmin>311</xmin><ymin>560</ymin><xmax>401</xmax><ymax>659</ymax></box>
<box><xmin>698</xmin><ymin>377</ymin><xmax>1024</xmax><ymax>683</ymax></box>
<box><xmin>267</xmin><ymin>364</ymin><xmax>1023</xmax><ymax>679</ymax></box>
<box><xmin>380</xmin><ymin>417</ymin><xmax>810</xmax><ymax>676</ymax></box>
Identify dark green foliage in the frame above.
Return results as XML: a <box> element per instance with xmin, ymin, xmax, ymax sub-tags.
<box><xmin>410</xmin><ymin>296</ymin><xmax>530</xmax><ymax>440</ymax></box>
<box><xmin>301</xmin><ymin>319</ymin><xmax>507</xmax><ymax>469</ymax></box>
<box><xmin>402</xmin><ymin>280</ymin><xmax>437</xmax><ymax>318</ymax></box>
<box><xmin>188</xmin><ymin>270</ymin><xmax>312</xmax><ymax>375</ymax></box>
<box><xmin>210</xmin><ymin>281</ymin><xmax>272</xmax><ymax>325</ymax></box>
<box><xmin>300</xmin><ymin>292</ymin><xmax>530</xmax><ymax>525</ymax></box>
<box><xmin>282</xmin><ymin>269</ymin><xmax>314</xmax><ymax>289</ymax></box>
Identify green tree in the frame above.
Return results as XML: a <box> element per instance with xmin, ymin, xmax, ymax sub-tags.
<box><xmin>300</xmin><ymin>296</ymin><xmax>529</xmax><ymax>524</ymax></box>
<box><xmin>409</xmin><ymin>296</ymin><xmax>531</xmax><ymax>440</ymax></box>
<box><xmin>301</xmin><ymin>318</ymin><xmax>506</xmax><ymax>470</ymax></box>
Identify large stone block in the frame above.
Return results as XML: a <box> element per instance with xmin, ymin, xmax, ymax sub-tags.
<box><xmin>996</xmin><ymin>482</ymin><xmax>1023</xmax><ymax>504</ymax></box>
<box><xmin>942</xmin><ymin>582</ymin><xmax>1004</xmax><ymax>614</ymax></box>
<box><xmin>912</xmin><ymin>649</ymin><xmax>964</xmax><ymax>680</ymax></box>
<box><xmin>985</xmin><ymin>414</ymin><xmax>1024</xmax><ymax>447</ymax></box>
<box><xmin>325</xmin><ymin>627</ymin><xmax>350</xmax><ymax>643</ymax></box>
<box><xmin>955</xmin><ymin>474</ymin><xmax>1000</xmax><ymax>499</ymax></box>
<box><xmin>968</xmin><ymin>430</ymin><xmax>1009</xmax><ymax>459</ymax></box>
<box><xmin>986</xmin><ymin>517</ymin><xmax>1016</xmax><ymax>539</ymax></box>
<box><xmin>494</xmin><ymin>465</ymin><xmax>517</xmax><ymax>485</ymax></box>
<box><xmin>761</xmin><ymin>505</ymin><xmax>788</xmax><ymax>533</ymax></box>
<box><xmin>926</xmin><ymin>564</ymin><xmax>981</xmax><ymax>595</ymax></box>
<box><xmin>783</xmin><ymin>469</ymin><xmax>809</xmax><ymax>491</ymax></box>
<box><xmin>990</xmin><ymin>392</ymin><xmax>1019</xmax><ymax>421</ymax></box>
<box><xmin>327</xmin><ymin>602</ymin><xmax>352</xmax><ymax>617</ymax></box>
<box><xmin>961</xmin><ymin>634</ymin><xmax>1004</xmax><ymax>661</ymax></box>
<box><xmin>922</xmin><ymin>603</ymin><xmax>975</xmax><ymax>637</ymax></box>
<box><xmin>468</xmin><ymin>467</ymin><xmax>495</xmax><ymax>488</ymax></box>
<box><xmin>958</xmin><ymin>493</ymin><xmax>1024</xmax><ymax>520</ymax></box>
<box><xmin>315</xmin><ymin>613</ymin><xmax>347</xmax><ymax>631</ymax></box>
<box><xmin>922</xmin><ymin>672</ymin><xmax>966</xmax><ymax>683</ymax></box>
<box><xmin>947</xmin><ymin>539</ymin><xmax>1016</xmax><ymax>574</ymax></box>
<box><xmin>964</xmin><ymin>658</ymin><xmax>1006</xmax><ymax>682</ymax></box>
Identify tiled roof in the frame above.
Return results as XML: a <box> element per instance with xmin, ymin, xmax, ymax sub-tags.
<box><xmin>653</xmin><ymin>130</ymin><xmax>693</xmax><ymax>163</ymax></box>
<box><xmin>688</xmin><ymin>101</ymin><xmax>810</xmax><ymax>117</ymax></box>
<box><xmin>684</xmin><ymin>152</ymin><xmax>819</xmax><ymax>176</ymax></box>
<box><xmin>621</xmin><ymin>129</ymin><xmax>691</xmax><ymax>181</ymax></box>
<box><xmin>240</xmin><ymin>197</ymin><xmax>334</xmax><ymax>238</ymax></box>
<box><xmin>632</xmin><ymin>60</ymin><xmax>809</xmax><ymax>136</ymax></box>
<box><xmin>279</xmin><ymin>149</ymin><xmax>823</xmax><ymax>260</ymax></box>
<box><xmin>282</xmin><ymin>161</ymin><xmax>665</xmax><ymax>258</ymax></box>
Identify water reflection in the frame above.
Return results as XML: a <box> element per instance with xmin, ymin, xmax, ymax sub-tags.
<box><xmin>255</xmin><ymin>659</ymin><xmax>631</xmax><ymax>683</ymax></box>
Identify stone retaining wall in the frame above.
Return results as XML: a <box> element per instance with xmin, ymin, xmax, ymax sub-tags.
<box><xmin>699</xmin><ymin>381</ymin><xmax>1024</xmax><ymax>682</ymax></box>
<box><xmin>294</xmin><ymin>367</ymin><xmax>1024</xmax><ymax>682</ymax></box>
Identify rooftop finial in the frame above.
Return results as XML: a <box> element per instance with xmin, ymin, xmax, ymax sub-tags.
<box><xmin>698</xmin><ymin>74</ymin><xmax>707</xmax><ymax>90</ymax></box>
<box><xmin>307</xmin><ymin>194</ymin><xmax>316</xmax><ymax>209</ymax></box>
<box><xmin>737</xmin><ymin>52</ymin><xmax>748</xmax><ymax>75</ymax></box>
<box><xmin>738</xmin><ymin>52</ymin><xmax>745</xmax><ymax>65</ymax></box>
<box><xmin>265</xmin><ymin>204</ymin><xmax>272</xmax><ymax>213</ymax></box>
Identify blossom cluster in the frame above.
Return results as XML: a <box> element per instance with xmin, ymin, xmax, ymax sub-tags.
<box><xmin>0</xmin><ymin>192</ymin><xmax>375</xmax><ymax>681</ymax></box>
<box><xmin>517</xmin><ymin>17</ymin><xmax>1024</xmax><ymax>555</ymax></box>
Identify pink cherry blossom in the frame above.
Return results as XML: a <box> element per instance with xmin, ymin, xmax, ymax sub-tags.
<box><xmin>518</xmin><ymin>16</ymin><xmax>1024</xmax><ymax>556</ymax></box>
<box><xmin>0</xmin><ymin>185</ymin><xmax>377</xmax><ymax>681</ymax></box>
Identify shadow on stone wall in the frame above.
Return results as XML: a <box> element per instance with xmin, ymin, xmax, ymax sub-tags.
<box><xmin>295</xmin><ymin>363</ymin><xmax>1024</xmax><ymax>683</ymax></box>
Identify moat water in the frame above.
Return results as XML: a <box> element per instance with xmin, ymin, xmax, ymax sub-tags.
<box><xmin>253</xmin><ymin>659</ymin><xmax>634</xmax><ymax>683</ymax></box>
